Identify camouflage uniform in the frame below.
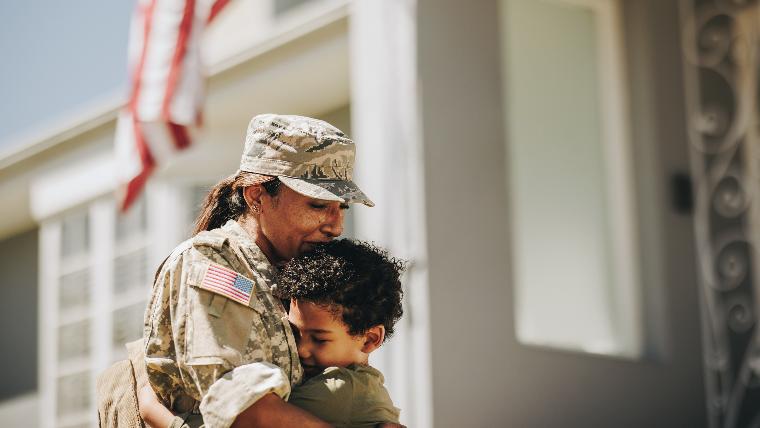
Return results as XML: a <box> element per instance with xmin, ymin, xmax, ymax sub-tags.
<box><xmin>143</xmin><ymin>220</ymin><xmax>303</xmax><ymax>428</ymax></box>
<box><xmin>239</xmin><ymin>114</ymin><xmax>374</xmax><ymax>207</ymax></box>
<box><xmin>142</xmin><ymin>114</ymin><xmax>374</xmax><ymax>428</ymax></box>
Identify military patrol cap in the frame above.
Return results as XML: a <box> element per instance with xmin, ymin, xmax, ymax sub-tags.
<box><xmin>240</xmin><ymin>114</ymin><xmax>374</xmax><ymax>207</ymax></box>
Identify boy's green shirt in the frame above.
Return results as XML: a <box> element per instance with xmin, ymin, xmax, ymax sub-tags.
<box><xmin>289</xmin><ymin>364</ymin><xmax>400</xmax><ymax>428</ymax></box>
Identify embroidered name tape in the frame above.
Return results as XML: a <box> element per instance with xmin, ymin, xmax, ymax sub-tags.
<box><xmin>199</xmin><ymin>263</ymin><xmax>254</xmax><ymax>306</ymax></box>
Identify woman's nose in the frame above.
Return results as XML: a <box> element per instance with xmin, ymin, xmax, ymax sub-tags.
<box><xmin>322</xmin><ymin>206</ymin><xmax>344</xmax><ymax>237</ymax></box>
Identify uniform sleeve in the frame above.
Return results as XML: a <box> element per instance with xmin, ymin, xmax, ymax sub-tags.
<box><xmin>144</xmin><ymin>250</ymin><xmax>191</xmax><ymax>407</ymax></box>
<box><xmin>144</xmin><ymin>247</ymin><xmax>291</xmax><ymax>428</ymax></box>
<box><xmin>287</xmin><ymin>368</ymin><xmax>354</xmax><ymax>426</ymax></box>
<box><xmin>200</xmin><ymin>362</ymin><xmax>291</xmax><ymax>428</ymax></box>
<box><xmin>170</xmin><ymin>413</ymin><xmax>204</xmax><ymax>428</ymax></box>
<box><xmin>168</xmin><ymin>416</ymin><xmax>189</xmax><ymax>428</ymax></box>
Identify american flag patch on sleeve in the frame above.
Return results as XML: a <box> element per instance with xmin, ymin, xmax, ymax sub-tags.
<box><xmin>198</xmin><ymin>263</ymin><xmax>254</xmax><ymax>306</ymax></box>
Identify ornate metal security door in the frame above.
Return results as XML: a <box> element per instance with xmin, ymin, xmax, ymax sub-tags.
<box><xmin>681</xmin><ymin>1</ymin><xmax>760</xmax><ymax>426</ymax></box>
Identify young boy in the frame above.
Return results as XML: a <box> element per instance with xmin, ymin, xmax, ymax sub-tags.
<box><xmin>277</xmin><ymin>238</ymin><xmax>404</xmax><ymax>426</ymax></box>
<box><xmin>141</xmin><ymin>239</ymin><xmax>404</xmax><ymax>428</ymax></box>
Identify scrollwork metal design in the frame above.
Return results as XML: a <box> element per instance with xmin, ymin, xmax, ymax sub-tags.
<box><xmin>681</xmin><ymin>0</ymin><xmax>760</xmax><ymax>426</ymax></box>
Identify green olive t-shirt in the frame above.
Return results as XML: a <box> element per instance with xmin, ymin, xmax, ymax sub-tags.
<box><xmin>288</xmin><ymin>364</ymin><xmax>400</xmax><ymax>428</ymax></box>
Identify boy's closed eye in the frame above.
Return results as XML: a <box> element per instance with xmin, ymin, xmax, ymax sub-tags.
<box><xmin>289</xmin><ymin>322</ymin><xmax>301</xmax><ymax>340</ymax></box>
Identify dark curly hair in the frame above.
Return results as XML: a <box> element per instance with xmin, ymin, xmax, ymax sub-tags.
<box><xmin>275</xmin><ymin>239</ymin><xmax>405</xmax><ymax>341</ymax></box>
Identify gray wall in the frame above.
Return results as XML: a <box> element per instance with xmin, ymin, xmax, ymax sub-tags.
<box><xmin>417</xmin><ymin>0</ymin><xmax>705</xmax><ymax>426</ymax></box>
<box><xmin>0</xmin><ymin>228</ymin><xmax>39</xmax><ymax>400</ymax></box>
<box><xmin>418</xmin><ymin>1</ymin><xmax>513</xmax><ymax>425</ymax></box>
<box><xmin>0</xmin><ymin>0</ymin><xmax>133</xmax><ymax>148</ymax></box>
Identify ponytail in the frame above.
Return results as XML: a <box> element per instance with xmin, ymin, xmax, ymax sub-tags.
<box><xmin>192</xmin><ymin>172</ymin><xmax>281</xmax><ymax>235</ymax></box>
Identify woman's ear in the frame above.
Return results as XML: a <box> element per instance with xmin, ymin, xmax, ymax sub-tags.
<box><xmin>243</xmin><ymin>185</ymin><xmax>264</xmax><ymax>213</ymax></box>
<box><xmin>361</xmin><ymin>325</ymin><xmax>386</xmax><ymax>353</ymax></box>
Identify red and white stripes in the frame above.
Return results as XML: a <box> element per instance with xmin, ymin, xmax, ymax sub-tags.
<box><xmin>115</xmin><ymin>0</ymin><xmax>231</xmax><ymax>211</ymax></box>
<box><xmin>200</xmin><ymin>264</ymin><xmax>253</xmax><ymax>306</ymax></box>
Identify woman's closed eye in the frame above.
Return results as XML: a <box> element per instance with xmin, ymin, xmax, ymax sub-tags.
<box><xmin>309</xmin><ymin>202</ymin><xmax>350</xmax><ymax>210</ymax></box>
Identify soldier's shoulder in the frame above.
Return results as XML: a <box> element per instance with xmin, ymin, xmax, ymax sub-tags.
<box><xmin>192</xmin><ymin>228</ymin><xmax>230</xmax><ymax>251</ymax></box>
<box><xmin>186</xmin><ymin>228</ymin><xmax>250</xmax><ymax>272</ymax></box>
<box><xmin>158</xmin><ymin>230</ymin><xmax>235</xmax><ymax>272</ymax></box>
<box><xmin>156</xmin><ymin>238</ymin><xmax>194</xmax><ymax>272</ymax></box>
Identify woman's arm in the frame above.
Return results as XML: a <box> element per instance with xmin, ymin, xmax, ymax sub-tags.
<box><xmin>137</xmin><ymin>387</ymin><xmax>329</xmax><ymax>428</ymax></box>
<box><xmin>231</xmin><ymin>393</ymin><xmax>331</xmax><ymax>428</ymax></box>
<box><xmin>145</xmin><ymin>250</ymin><xmax>297</xmax><ymax>427</ymax></box>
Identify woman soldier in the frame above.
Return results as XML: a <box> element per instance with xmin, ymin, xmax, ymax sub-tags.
<box><xmin>141</xmin><ymin>114</ymin><xmax>374</xmax><ymax>428</ymax></box>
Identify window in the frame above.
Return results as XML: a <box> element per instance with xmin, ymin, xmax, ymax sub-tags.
<box><xmin>111</xmin><ymin>196</ymin><xmax>150</xmax><ymax>361</ymax></box>
<box><xmin>40</xmin><ymin>195</ymin><xmax>151</xmax><ymax>427</ymax></box>
<box><xmin>55</xmin><ymin>209</ymin><xmax>93</xmax><ymax>425</ymax></box>
<box><xmin>500</xmin><ymin>0</ymin><xmax>641</xmax><ymax>357</ymax></box>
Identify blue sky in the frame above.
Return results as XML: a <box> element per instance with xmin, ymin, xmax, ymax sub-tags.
<box><xmin>0</xmin><ymin>0</ymin><xmax>133</xmax><ymax>150</ymax></box>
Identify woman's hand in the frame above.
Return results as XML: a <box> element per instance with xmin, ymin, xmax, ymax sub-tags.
<box><xmin>137</xmin><ymin>384</ymin><xmax>176</xmax><ymax>428</ymax></box>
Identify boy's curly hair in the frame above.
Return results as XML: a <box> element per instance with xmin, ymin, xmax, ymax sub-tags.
<box><xmin>275</xmin><ymin>239</ymin><xmax>405</xmax><ymax>341</ymax></box>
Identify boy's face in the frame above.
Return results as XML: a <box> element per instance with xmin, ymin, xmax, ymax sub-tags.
<box><xmin>288</xmin><ymin>299</ymin><xmax>367</xmax><ymax>378</ymax></box>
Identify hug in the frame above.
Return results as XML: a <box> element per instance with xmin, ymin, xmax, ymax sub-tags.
<box><xmin>98</xmin><ymin>114</ymin><xmax>405</xmax><ymax>428</ymax></box>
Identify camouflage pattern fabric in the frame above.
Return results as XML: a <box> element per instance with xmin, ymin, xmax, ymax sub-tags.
<box><xmin>238</xmin><ymin>114</ymin><xmax>374</xmax><ymax>207</ymax></box>
<box><xmin>170</xmin><ymin>414</ymin><xmax>205</xmax><ymax>428</ymax></box>
<box><xmin>143</xmin><ymin>219</ymin><xmax>303</xmax><ymax>428</ymax></box>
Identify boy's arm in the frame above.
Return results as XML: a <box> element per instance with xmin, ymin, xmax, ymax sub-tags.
<box><xmin>137</xmin><ymin>384</ymin><xmax>180</xmax><ymax>428</ymax></box>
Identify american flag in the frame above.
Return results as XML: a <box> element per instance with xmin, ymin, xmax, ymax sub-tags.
<box><xmin>200</xmin><ymin>263</ymin><xmax>254</xmax><ymax>306</ymax></box>
<box><xmin>115</xmin><ymin>0</ymin><xmax>231</xmax><ymax>211</ymax></box>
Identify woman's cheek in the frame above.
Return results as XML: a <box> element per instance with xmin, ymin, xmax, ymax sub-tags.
<box><xmin>303</xmin><ymin>212</ymin><xmax>325</xmax><ymax>232</ymax></box>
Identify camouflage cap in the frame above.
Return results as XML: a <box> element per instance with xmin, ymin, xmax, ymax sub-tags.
<box><xmin>240</xmin><ymin>114</ymin><xmax>374</xmax><ymax>207</ymax></box>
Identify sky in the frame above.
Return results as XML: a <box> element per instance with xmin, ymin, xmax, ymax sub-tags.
<box><xmin>0</xmin><ymin>0</ymin><xmax>133</xmax><ymax>150</ymax></box>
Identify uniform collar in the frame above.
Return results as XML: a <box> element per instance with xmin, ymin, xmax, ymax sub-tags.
<box><xmin>222</xmin><ymin>219</ymin><xmax>279</xmax><ymax>283</ymax></box>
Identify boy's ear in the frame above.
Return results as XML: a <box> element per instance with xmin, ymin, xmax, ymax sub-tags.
<box><xmin>361</xmin><ymin>325</ymin><xmax>385</xmax><ymax>353</ymax></box>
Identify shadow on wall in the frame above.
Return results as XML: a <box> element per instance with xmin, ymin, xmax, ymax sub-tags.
<box><xmin>0</xmin><ymin>228</ymin><xmax>38</xmax><ymax>400</ymax></box>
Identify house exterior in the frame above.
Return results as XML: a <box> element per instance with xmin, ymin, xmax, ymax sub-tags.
<box><xmin>2</xmin><ymin>0</ymin><xmax>751</xmax><ymax>426</ymax></box>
